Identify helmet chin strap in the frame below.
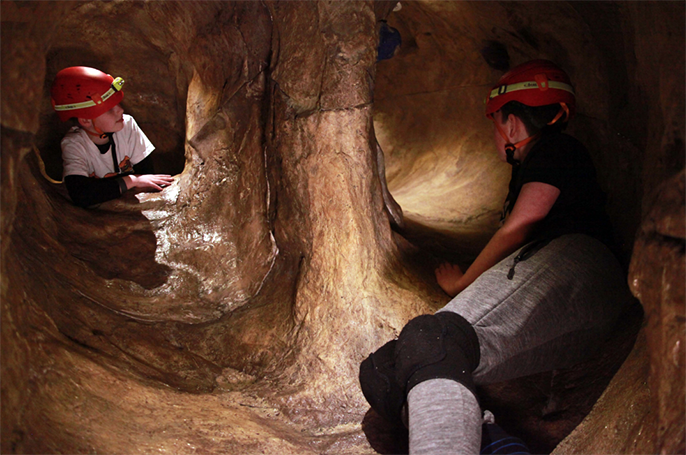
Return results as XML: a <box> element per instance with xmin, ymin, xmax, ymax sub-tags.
<box><xmin>490</xmin><ymin>103</ymin><xmax>568</xmax><ymax>165</ymax></box>
<box><xmin>505</xmin><ymin>143</ymin><xmax>519</xmax><ymax>166</ymax></box>
<box><xmin>83</xmin><ymin>118</ymin><xmax>108</xmax><ymax>140</ymax></box>
<box><xmin>492</xmin><ymin>117</ymin><xmax>539</xmax><ymax>166</ymax></box>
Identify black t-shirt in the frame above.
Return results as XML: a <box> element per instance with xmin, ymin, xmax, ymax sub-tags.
<box><xmin>503</xmin><ymin>132</ymin><xmax>614</xmax><ymax>247</ymax></box>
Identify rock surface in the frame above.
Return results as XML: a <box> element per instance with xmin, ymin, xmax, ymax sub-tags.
<box><xmin>1</xmin><ymin>1</ymin><xmax>684</xmax><ymax>454</ymax></box>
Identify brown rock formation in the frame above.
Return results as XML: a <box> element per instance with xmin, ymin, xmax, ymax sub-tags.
<box><xmin>1</xmin><ymin>1</ymin><xmax>684</xmax><ymax>454</ymax></box>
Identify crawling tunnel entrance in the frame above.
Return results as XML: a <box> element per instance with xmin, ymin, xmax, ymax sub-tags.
<box><xmin>2</xmin><ymin>1</ymin><xmax>684</xmax><ymax>454</ymax></box>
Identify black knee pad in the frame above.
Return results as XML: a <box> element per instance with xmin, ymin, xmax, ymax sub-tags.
<box><xmin>359</xmin><ymin>312</ymin><xmax>480</xmax><ymax>426</ymax></box>
<box><xmin>395</xmin><ymin>312</ymin><xmax>480</xmax><ymax>397</ymax></box>
<box><xmin>359</xmin><ymin>339</ymin><xmax>406</xmax><ymax>427</ymax></box>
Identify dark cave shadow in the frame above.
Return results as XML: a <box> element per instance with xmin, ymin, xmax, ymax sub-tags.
<box><xmin>387</xmin><ymin>216</ymin><xmax>496</xmax><ymax>307</ymax></box>
<box><xmin>26</xmin><ymin>151</ymin><xmax>172</xmax><ymax>290</ymax></box>
<box><xmin>395</xmin><ymin>216</ymin><xmax>495</xmax><ymax>271</ymax></box>
<box><xmin>362</xmin><ymin>408</ymin><xmax>409</xmax><ymax>455</ymax></box>
<box><xmin>59</xmin><ymin>198</ymin><xmax>171</xmax><ymax>291</ymax></box>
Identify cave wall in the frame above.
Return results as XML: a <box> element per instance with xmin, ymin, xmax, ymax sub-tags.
<box><xmin>2</xmin><ymin>2</ymin><xmax>435</xmax><ymax>452</ymax></box>
<box><xmin>1</xmin><ymin>1</ymin><xmax>684</xmax><ymax>454</ymax></box>
<box><xmin>621</xmin><ymin>4</ymin><xmax>685</xmax><ymax>453</ymax></box>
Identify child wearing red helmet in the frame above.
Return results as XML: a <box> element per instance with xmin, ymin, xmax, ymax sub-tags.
<box><xmin>360</xmin><ymin>60</ymin><xmax>634</xmax><ymax>453</ymax></box>
<box><xmin>51</xmin><ymin>66</ymin><xmax>174</xmax><ymax>207</ymax></box>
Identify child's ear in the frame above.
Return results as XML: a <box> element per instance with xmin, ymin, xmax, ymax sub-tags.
<box><xmin>507</xmin><ymin>114</ymin><xmax>526</xmax><ymax>138</ymax></box>
<box><xmin>506</xmin><ymin>114</ymin><xmax>518</xmax><ymax>136</ymax></box>
<box><xmin>77</xmin><ymin>118</ymin><xmax>91</xmax><ymax>128</ymax></box>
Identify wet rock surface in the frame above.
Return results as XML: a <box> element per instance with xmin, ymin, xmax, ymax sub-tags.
<box><xmin>2</xmin><ymin>1</ymin><xmax>684</xmax><ymax>454</ymax></box>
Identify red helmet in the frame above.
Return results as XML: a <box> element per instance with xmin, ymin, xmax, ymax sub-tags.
<box><xmin>485</xmin><ymin>59</ymin><xmax>575</xmax><ymax>120</ymax></box>
<box><xmin>51</xmin><ymin>66</ymin><xmax>125</xmax><ymax>122</ymax></box>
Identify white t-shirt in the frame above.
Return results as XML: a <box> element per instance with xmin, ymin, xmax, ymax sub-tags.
<box><xmin>61</xmin><ymin>114</ymin><xmax>155</xmax><ymax>178</ymax></box>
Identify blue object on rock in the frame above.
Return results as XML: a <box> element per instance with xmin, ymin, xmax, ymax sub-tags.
<box><xmin>377</xmin><ymin>22</ymin><xmax>401</xmax><ymax>61</ymax></box>
<box><xmin>480</xmin><ymin>423</ymin><xmax>531</xmax><ymax>454</ymax></box>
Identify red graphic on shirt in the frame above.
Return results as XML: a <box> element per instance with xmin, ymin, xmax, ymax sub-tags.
<box><xmin>119</xmin><ymin>156</ymin><xmax>133</xmax><ymax>174</ymax></box>
<box><xmin>95</xmin><ymin>156</ymin><xmax>134</xmax><ymax>179</ymax></box>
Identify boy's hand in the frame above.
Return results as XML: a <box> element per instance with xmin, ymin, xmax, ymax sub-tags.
<box><xmin>435</xmin><ymin>262</ymin><xmax>463</xmax><ymax>297</ymax></box>
<box><xmin>123</xmin><ymin>174</ymin><xmax>175</xmax><ymax>192</ymax></box>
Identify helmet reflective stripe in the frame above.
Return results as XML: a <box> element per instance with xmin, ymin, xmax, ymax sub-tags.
<box><xmin>489</xmin><ymin>80</ymin><xmax>574</xmax><ymax>101</ymax></box>
<box><xmin>53</xmin><ymin>99</ymin><xmax>98</xmax><ymax>112</ymax></box>
<box><xmin>53</xmin><ymin>77</ymin><xmax>125</xmax><ymax>113</ymax></box>
<box><xmin>485</xmin><ymin>60</ymin><xmax>576</xmax><ymax>118</ymax></box>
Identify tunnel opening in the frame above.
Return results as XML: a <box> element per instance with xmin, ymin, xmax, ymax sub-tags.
<box><xmin>374</xmin><ymin>1</ymin><xmax>510</xmax><ymax>268</ymax></box>
<box><xmin>34</xmin><ymin>2</ymin><xmax>187</xmax><ymax>189</ymax></box>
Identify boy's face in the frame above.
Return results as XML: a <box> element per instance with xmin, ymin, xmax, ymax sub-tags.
<box><xmin>79</xmin><ymin>103</ymin><xmax>125</xmax><ymax>134</ymax></box>
<box><xmin>95</xmin><ymin>103</ymin><xmax>125</xmax><ymax>133</ymax></box>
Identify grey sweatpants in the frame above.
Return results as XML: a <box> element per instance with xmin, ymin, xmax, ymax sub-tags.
<box><xmin>408</xmin><ymin>234</ymin><xmax>633</xmax><ymax>454</ymax></box>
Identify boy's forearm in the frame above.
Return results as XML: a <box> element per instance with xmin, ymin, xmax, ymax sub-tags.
<box><xmin>64</xmin><ymin>175</ymin><xmax>123</xmax><ymax>208</ymax></box>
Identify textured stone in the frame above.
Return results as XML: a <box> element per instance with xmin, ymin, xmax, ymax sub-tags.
<box><xmin>628</xmin><ymin>171</ymin><xmax>686</xmax><ymax>455</ymax></box>
<box><xmin>552</xmin><ymin>330</ymin><xmax>656</xmax><ymax>455</ymax></box>
<box><xmin>1</xmin><ymin>1</ymin><xmax>684</xmax><ymax>454</ymax></box>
